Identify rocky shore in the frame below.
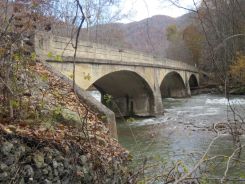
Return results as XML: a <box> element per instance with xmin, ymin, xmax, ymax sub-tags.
<box><xmin>0</xmin><ymin>132</ymin><xmax>130</xmax><ymax>184</ymax></box>
<box><xmin>0</xmin><ymin>62</ymin><xmax>132</xmax><ymax>184</ymax></box>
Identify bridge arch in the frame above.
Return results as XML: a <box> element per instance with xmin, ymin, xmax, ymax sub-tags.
<box><xmin>89</xmin><ymin>70</ymin><xmax>155</xmax><ymax>117</ymax></box>
<box><xmin>160</xmin><ymin>71</ymin><xmax>187</xmax><ymax>98</ymax></box>
<box><xmin>189</xmin><ymin>74</ymin><xmax>199</xmax><ymax>91</ymax></box>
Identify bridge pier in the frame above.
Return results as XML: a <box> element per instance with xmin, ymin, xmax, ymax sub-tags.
<box><xmin>101</xmin><ymin>92</ymin><xmax>163</xmax><ymax>117</ymax></box>
<box><xmin>152</xmin><ymin>87</ymin><xmax>164</xmax><ymax>116</ymax></box>
<box><xmin>186</xmin><ymin>82</ymin><xmax>192</xmax><ymax>97</ymax></box>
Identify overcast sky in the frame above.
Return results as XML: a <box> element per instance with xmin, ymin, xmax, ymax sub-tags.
<box><xmin>120</xmin><ymin>0</ymin><xmax>200</xmax><ymax>23</ymax></box>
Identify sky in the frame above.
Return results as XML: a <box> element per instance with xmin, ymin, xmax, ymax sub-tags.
<box><xmin>120</xmin><ymin>0</ymin><xmax>200</xmax><ymax>23</ymax></box>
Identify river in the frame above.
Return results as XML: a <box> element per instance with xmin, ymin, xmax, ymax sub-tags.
<box><xmin>116</xmin><ymin>94</ymin><xmax>245</xmax><ymax>182</ymax></box>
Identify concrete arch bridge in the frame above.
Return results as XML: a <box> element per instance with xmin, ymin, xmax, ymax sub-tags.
<box><xmin>35</xmin><ymin>32</ymin><xmax>199</xmax><ymax>117</ymax></box>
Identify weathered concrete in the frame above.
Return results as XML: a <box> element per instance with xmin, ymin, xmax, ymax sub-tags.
<box><xmin>35</xmin><ymin>31</ymin><xmax>199</xmax><ymax>136</ymax></box>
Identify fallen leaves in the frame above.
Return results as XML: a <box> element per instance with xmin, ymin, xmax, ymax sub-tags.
<box><xmin>0</xmin><ymin>62</ymin><xmax>129</xmax><ymax>169</ymax></box>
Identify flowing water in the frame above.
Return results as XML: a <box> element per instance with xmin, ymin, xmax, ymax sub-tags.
<box><xmin>89</xmin><ymin>91</ymin><xmax>245</xmax><ymax>181</ymax></box>
<box><xmin>116</xmin><ymin>94</ymin><xmax>245</xmax><ymax>181</ymax></box>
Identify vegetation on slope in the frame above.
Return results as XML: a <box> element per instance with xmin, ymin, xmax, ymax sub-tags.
<box><xmin>0</xmin><ymin>62</ymin><xmax>131</xmax><ymax>183</ymax></box>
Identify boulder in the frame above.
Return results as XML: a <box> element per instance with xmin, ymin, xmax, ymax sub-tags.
<box><xmin>61</xmin><ymin>108</ymin><xmax>83</xmax><ymax>126</ymax></box>
<box><xmin>1</xmin><ymin>142</ymin><xmax>13</xmax><ymax>155</ymax></box>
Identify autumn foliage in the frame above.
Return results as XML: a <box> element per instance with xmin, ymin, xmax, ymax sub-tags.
<box><xmin>229</xmin><ymin>54</ymin><xmax>245</xmax><ymax>85</ymax></box>
<box><xmin>183</xmin><ymin>24</ymin><xmax>203</xmax><ymax>66</ymax></box>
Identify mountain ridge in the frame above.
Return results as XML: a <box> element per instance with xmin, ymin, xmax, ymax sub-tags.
<box><xmin>53</xmin><ymin>13</ymin><xmax>195</xmax><ymax>58</ymax></box>
<box><xmin>79</xmin><ymin>13</ymin><xmax>195</xmax><ymax>57</ymax></box>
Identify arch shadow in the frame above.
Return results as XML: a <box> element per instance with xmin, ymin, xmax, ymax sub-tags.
<box><xmin>89</xmin><ymin>70</ymin><xmax>155</xmax><ymax>117</ymax></box>
<box><xmin>189</xmin><ymin>74</ymin><xmax>199</xmax><ymax>91</ymax></box>
<box><xmin>160</xmin><ymin>71</ymin><xmax>187</xmax><ymax>98</ymax></box>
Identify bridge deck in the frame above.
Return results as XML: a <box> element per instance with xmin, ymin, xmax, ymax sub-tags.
<box><xmin>35</xmin><ymin>32</ymin><xmax>198</xmax><ymax>73</ymax></box>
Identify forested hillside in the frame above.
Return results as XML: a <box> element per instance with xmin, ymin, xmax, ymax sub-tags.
<box><xmin>53</xmin><ymin>14</ymin><xmax>195</xmax><ymax>58</ymax></box>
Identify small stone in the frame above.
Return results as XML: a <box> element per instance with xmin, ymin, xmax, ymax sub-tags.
<box><xmin>25</xmin><ymin>156</ymin><xmax>32</xmax><ymax>163</ymax></box>
<box><xmin>76</xmin><ymin>166</ymin><xmax>83</xmax><ymax>172</ymax></box>
<box><xmin>56</xmin><ymin>155</ymin><xmax>64</xmax><ymax>162</ymax></box>
<box><xmin>17</xmin><ymin>145</ymin><xmax>26</xmax><ymax>154</ymax></box>
<box><xmin>0</xmin><ymin>163</ymin><xmax>7</xmax><ymax>171</ymax></box>
<box><xmin>53</xmin><ymin>160</ymin><xmax>58</xmax><ymax>169</ymax></box>
<box><xmin>48</xmin><ymin>171</ymin><xmax>53</xmax><ymax>180</ymax></box>
<box><xmin>0</xmin><ymin>172</ymin><xmax>8</xmax><ymax>181</ymax></box>
<box><xmin>88</xmin><ymin>163</ymin><xmax>93</xmax><ymax>170</ymax></box>
<box><xmin>1</xmin><ymin>142</ymin><xmax>13</xmax><ymax>155</ymax></box>
<box><xmin>5</xmin><ymin>156</ymin><xmax>15</xmax><ymax>166</ymax></box>
<box><xmin>57</xmin><ymin>164</ymin><xmax>64</xmax><ymax>173</ymax></box>
<box><xmin>41</xmin><ymin>110</ymin><xmax>50</xmax><ymax>116</ymax></box>
<box><xmin>61</xmin><ymin>177</ymin><xmax>70</xmax><ymax>184</ymax></box>
<box><xmin>63</xmin><ymin>159</ymin><xmax>69</xmax><ymax>168</ymax></box>
<box><xmin>23</xmin><ymin>165</ymin><xmax>34</xmax><ymax>178</ymax></box>
<box><xmin>54</xmin><ymin>169</ymin><xmax>59</xmax><ymax>176</ymax></box>
<box><xmin>45</xmin><ymin>154</ymin><xmax>53</xmax><ymax>164</ymax></box>
<box><xmin>44</xmin><ymin>179</ymin><xmax>52</xmax><ymax>184</ymax></box>
<box><xmin>19</xmin><ymin>178</ymin><xmax>25</xmax><ymax>184</ymax></box>
<box><xmin>61</xmin><ymin>109</ymin><xmax>82</xmax><ymax>125</ymax></box>
<box><xmin>42</xmin><ymin>168</ymin><xmax>49</xmax><ymax>175</ymax></box>
<box><xmin>76</xmin><ymin>171</ymin><xmax>84</xmax><ymax>177</ymax></box>
<box><xmin>33</xmin><ymin>152</ymin><xmax>45</xmax><ymax>168</ymax></box>
<box><xmin>82</xmin><ymin>167</ymin><xmax>88</xmax><ymax>175</ymax></box>
<box><xmin>15</xmin><ymin>145</ymin><xmax>26</xmax><ymax>158</ymax></box>
<box><xmin>53</xmin><ymin>178</ymin><xmax>61</xmax><ymax>184</ymax></box>
<box><xmin>80</xmin><ymin>155</ymin><xmax>87</xmax><ymax>165</ymax></box>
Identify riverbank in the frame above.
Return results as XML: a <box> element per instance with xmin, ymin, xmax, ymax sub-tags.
<box><xmin>0</xmin><ymin>62</ymin><xmax>132</xmax><ymax>183</ymax></box>
<box><xmin>192</xmin><ymin>84</ymin><xmax>245</xmax><ymax>95</ymax></box>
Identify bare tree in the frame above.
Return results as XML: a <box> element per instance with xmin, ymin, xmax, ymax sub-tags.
<box><xmin>132</xmin><ymin>0</ymin><xmax>245</xmax><ymax>183</ymax></box>
<box><xmin>0</xmin><ymin>0</ymin><xmax>55</xmax><ymax>119</ymax></box>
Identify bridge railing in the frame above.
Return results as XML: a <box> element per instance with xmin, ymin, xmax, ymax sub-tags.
<box><xmin>35</xmin><ymin>32</ymin><xmax>198</xmax><ymax>72</ymax></box>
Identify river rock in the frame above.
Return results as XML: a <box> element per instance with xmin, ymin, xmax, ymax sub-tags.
<box><xmin>1</xmin><ymin>142</ymin><xmax>13</xmax><ymax>155</ymax></box>
<box><xmin>40</xmin><ymin>109</ymin><xmax>50</xmax><ymax>116</ymax></box>
<box><xmin>56</xmin><ymin>155</ymin><xmax>64</xmax><ymax>162</ymax></box>
<box><xmin>53</xmin><ymin>169</ymin><xmax>59</xmax><ymax>176</ymax></box>
<box><xmin>44</xmin><ymin>179</ymin><xmax>52</xmax><ymax>184</ymax></box>
<box><xmin>61</xmin><ymin>109</ymin><xmax>82</xmax><ymax>125</ymax></box>
<box><xmin>79</xmin><ymin>155</ymin><xmax>87</xmax><ymax>165</ymax></box>
<box><xmin>0</xmin><ymin>127</ymin><xmax>130</xmax><ymax>184</ymax></box>
<box><xmin>5</xmin><ymin>156</ymin><xmax>15</xmax><ymax>166</ymax></box>
<box><xmin>52</xmin><ymin>160</ymin><xmax>58</xmax><ymax>169</ymax></box>
<box><xmin>0</xmin><ymin>172</ymin><xmax>8</xmax><ymax>181</ymax></box>
<box><xmin>63</xmin><ymin>159</ymin><xmax>69</xmax><ymax>168</ymax></box>
<box><xmin>42</xmin><ymin>167</ymin><xmax>49</xmax><ymax>175</ymax></box>
<box><xmin>45</xmin><ymin>153</ymin><xmax>53</xmax><ymax>164</ymax></box>
<box><xmin>33</xmin><ymin>152</ymin><xmax>45</xmax><ymax>168</ymax></box>
<box><xmin>57</xmin><ymin>163</ymin><xmax>64</xmax><ymax>173</ymax></box>
<box><xmin>0</xmin><ymin>163</ymin><xmax>7</xmax><ymax>171</ymax></box>
<box><xmin>23</xmin><ymin>165</ymin><xmax>34</xmax><ymax>178</ymax></box>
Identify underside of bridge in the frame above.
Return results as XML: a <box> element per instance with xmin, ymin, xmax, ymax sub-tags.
<box><xmin>189</xmin><ymin>74</ymin><xmax>199</xmax><ymax>91</ymax></box>
<box><xmin>160</xmin><ymin>72</ymin><xmax>188</xmax><ymax>98</ymax></box>
<box><xmin>90</xmin><ymin>70</ymin><xmax>155</xmax><ymax>117</ymax></box>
